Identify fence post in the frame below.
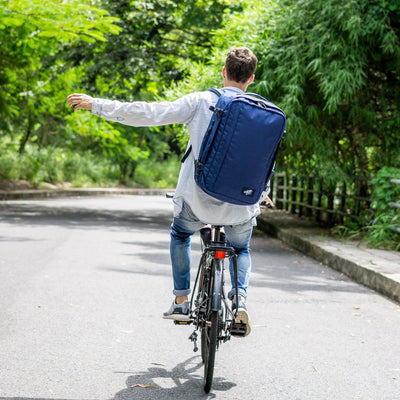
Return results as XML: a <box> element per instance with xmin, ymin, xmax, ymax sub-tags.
<box><xmin>285</xmin><ymin>174</ymin><xmax>290</xmax><ymax>211</ymax></box>
<box><xmin>269</xmin><ymin>177</ymin><xmax>274</xmax><ymax>203</ymax></box>
<box><xmin>306</xmin><ymin>177</ymin><xmax>313</xmax><ymax>218</ymax></box>
<box><xmin>291</xmin><ymin>176</ymin><xmax>297</xmax><ymax>214</ymax></box>
<box><xmin>327</xmin><ymin>193</ymin><xmax>334</xmax><ymax>226</ymax></box>
<box><xmin>276</xmin><ymin>174</ymin><xmax>284</xmax><ymax>209</ymax></box>
<box><xmin>316</xmin><ymin>181</ymin><xmax>323</xmax><ymax>222</ymax></box>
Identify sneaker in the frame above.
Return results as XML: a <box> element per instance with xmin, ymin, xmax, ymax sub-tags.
<box><xmin>231</xmin><ymin>295</ymin><xmax>251</xmax><ymax>337</ymax></box>
<box><xmin>162</xmin><ymin>300</ymin><xmax>190</xmax><ymax>321</ymax></box>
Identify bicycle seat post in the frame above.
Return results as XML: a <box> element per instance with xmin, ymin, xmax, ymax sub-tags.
<box><xmin>212</xmin><ymin>226</ymin><xmax>222</xmax><ymax>242</ymax></box>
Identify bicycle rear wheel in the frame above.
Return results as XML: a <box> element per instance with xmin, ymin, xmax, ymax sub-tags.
<box><xmin>201</xmin><ymin>256</ymin><xmax>224</xmax><ymax>393</ymax></box>
<box><xmin>199</xmin><ymin>256</ymin><xmax>214</xmax><ymax>364</ymax></box>
<box><xmin>201</xmin><ymin>309</ymin><xmax>218</xmax><ymax>393</ymax></box>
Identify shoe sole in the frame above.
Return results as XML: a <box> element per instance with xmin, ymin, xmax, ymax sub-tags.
<box><xmin>234</xmin><ymin>308</ymin><xmax>251</xmax><ymax>337</ymax></box>
<box><xmin>162</xmin><ymin>314</ymin><xmax>190</xmax><ymax>322</ymax></box>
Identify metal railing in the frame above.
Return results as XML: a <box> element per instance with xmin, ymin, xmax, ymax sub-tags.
<box><xmin>270</xmin><ymin>173</ymin><xmax>372</xmax><ymax>227</ymax></box>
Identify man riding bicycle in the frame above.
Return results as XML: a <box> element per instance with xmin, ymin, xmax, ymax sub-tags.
<box><xmin>68</xmin><ymin>47</ymin><xmax>267</xmax><ymax>337</ymax></box>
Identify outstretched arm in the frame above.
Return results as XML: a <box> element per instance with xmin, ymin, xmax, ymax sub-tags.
<box><xmin>67</xmin><ymin>93</ymin><xmax>94</xmax><ymax>112</ymax></box>
<box><xmin>67</xmin><ymin>92</ymin><xmax>199</xmax><ymax>127</ymax></box>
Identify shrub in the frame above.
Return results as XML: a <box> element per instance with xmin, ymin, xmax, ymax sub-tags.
<box><xmin>133</xmin><ymin>157</ymin><xmax>180</xmax><ymax>188</ymax></box>
<box><xmin>367</xmin><ymin>167</ymin><xmax>400</xmax><ymax>250</ymax></box>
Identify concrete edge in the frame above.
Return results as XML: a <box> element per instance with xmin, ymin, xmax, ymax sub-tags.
<box><xmin>257</xmin><ymin>216</ymin><xmax>400</xmax><ymax>304</ymax></box>
<box><xmin>0</xmin><ymin>188</ymin><xmax>172</xmax><ymax>201</ymax></box>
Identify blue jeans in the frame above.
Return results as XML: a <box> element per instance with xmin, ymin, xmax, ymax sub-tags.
<box><xmin>170</xmin><ymin>203</ymin><xmax>253</xmax><ymax>300</ymax></box>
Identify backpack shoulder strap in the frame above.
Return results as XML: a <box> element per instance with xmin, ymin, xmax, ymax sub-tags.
<box><xmin>244</xmin><ymin>92</ymin><xmax>268</xmax><ymax>101</ymax></box>
<box><xmin>181</xmin><ymin>144</ymin><xmax>192</xmax><ymax>163</ymax></box>
<box><xmin>207</xmin><ymin>87</ymin><xmax>222</xmax><ymax>97</ymax></box>
<box><xmin>182</xmin><ymin>89</ymin><xmax>219</xmax><ymax>164</ymax></box>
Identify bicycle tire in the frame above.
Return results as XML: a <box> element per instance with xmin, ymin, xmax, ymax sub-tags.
<box><xmin>200</xmin><ymin>260</ymin><xmax>213</xmax><ymax>364</ymax></box>
<box><xmin>201</xmin><ymin>322</ymin><xmax>207</xmax><ymax>363</ymax></box>
<box><xmin>202</xmin><ymin>309</ymin><xmax>218</xmax><ymax>393</ymax></box>
<box><xmin>202</xmin><ymin>257</ymin><xmax>224</xmax><ymax>393</ymax></box>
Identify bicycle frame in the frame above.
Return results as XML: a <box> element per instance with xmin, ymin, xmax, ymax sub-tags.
<box><xmin>188</xmin><ymin>226</ymin><xmax>239</xmax><ymax>336</ymax></box>
<box><xmin>188</xmin><ymin>225</ymin><xmax>244</xmax><ymax>392</ymax></box>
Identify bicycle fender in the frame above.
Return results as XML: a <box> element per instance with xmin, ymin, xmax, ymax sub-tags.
<box><xmin>211</xmin><ymin>259</ymin><xmax>223</xmax><ymax>311</ymax></box>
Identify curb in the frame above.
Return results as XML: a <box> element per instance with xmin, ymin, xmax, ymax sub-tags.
<box><xmin>257</xmin><ymin>210</ymin><xmax>400</xmax><ymax>304</ymax></box>
<box><xmin>0</xmin><ymin>188</ymin><xmax>172</xmax><ymax>201</ymax></box>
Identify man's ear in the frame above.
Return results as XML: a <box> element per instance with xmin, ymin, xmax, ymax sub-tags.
<box><xmin>248</xmin><ymin>74</ymin><xmax>255</xmax><ymax>85</ymax></box>
<box><xmin>222</xmin><ymin>66</ymin><xmax>227</xmax><ymax>79</ymax></box>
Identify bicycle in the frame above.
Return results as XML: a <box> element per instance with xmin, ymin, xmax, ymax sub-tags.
<box><xmin>166</xmin><ymin>194</ymin><xmax>272</xmax><ymax>393</ymax></box>
<box><xmin>172</xmin><ymin>223</ymin><xmax>247</xmax><ymax>393</ymax></box>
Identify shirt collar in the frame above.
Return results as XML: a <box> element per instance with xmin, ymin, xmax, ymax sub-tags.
<box><xmin>222</xmin><ymin>86</ymin><xmax>245</xmax><ymax>94</ymax></box>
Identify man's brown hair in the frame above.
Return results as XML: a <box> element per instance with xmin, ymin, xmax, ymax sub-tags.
<box><xmin>225</xmin><ymin>47</ymin><xmax>258</xmax><ymax>83</ymax></box>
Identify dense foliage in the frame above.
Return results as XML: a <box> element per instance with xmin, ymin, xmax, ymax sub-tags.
<box><xmin>253</xmin><ymin>0</ymin><xmax>400</xmax><ymax>245</ymax></box>
<box><xmin>368</xmin><ymin>167</ymin><xmax>400</xmax><ymax>250</ymax></box>
<box><xmin>0</xmin><ymin>0</ymin><xmax>121</xmax><ymax>148</ymax></box>
<box><xmin>255</xmin><ymin>0</ymin><xmax>400</xmax><ymax>185</ymax></box>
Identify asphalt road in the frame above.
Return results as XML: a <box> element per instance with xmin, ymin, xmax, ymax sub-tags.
<box><xmin>0</xmin><ymin>196</ymin><xmax>399</xmax><ymax>400</ymax></box>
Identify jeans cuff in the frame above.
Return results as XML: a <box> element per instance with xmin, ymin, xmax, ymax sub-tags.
<box><xmin>228</xmin><ymin>288</ymin><xmax>247</xmax><ymax>300</ymax></box>
<box><xmin>173</xmin><ymin>289</ymin><xmax>191</xmax><ymax>297</ymax></box>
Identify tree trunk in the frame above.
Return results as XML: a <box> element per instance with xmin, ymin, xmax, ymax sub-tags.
<box><xmin>19</xmin><ymin>115</ymin><xmax>33</xmax><ymax>154</ymax></box>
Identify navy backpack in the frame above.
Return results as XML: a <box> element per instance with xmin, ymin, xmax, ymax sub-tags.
<box><xmin>184</xmin><ymin>88</ymin><xmax>286</xmax><ymax>206</ymax></box>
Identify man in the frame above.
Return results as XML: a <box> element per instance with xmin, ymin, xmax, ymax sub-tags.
<box><xmin>68</xmin><ymin>47</ymin><xmax>263</xmax><ymax>336</ymax></box>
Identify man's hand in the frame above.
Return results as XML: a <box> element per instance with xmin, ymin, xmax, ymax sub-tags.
<box><xmin>260</xmin><ymin>195</ymin><xmax>274</xmax><ymax>208</ymax></box>
<box><xmin>67</xmin><ymin>93</ymin><xmax>94</xmax><ymax>112</ymax></box>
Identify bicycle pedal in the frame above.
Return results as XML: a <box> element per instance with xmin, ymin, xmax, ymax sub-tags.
<box><xmin>231</xmin><ymin>323</ymin><xmax>247</xmax><ymax>337</ymax></box>
<box><xmin>174</xmin><ymin>320</ymin><xmax>192</xmax><ymax>325</ymax></box>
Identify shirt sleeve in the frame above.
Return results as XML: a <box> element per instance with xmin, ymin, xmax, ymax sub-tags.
<box><xmin>91</xmin><ymin>93</ymin><xmax>199</xmax><ymax>127</ymax></box>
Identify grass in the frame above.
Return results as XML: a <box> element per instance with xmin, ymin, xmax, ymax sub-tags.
<box><xmin>0</xmin><ymin>144</ymin><xmax>179</xmax><ymax>190</ymax></box>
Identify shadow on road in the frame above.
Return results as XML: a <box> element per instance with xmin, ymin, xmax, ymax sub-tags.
<box><xmin>0</xmin><ymin>357</ymin><xmax>235</xmax><ymax>400</ymax></box>
<box><xmin>0</xmin><ymin>202</ymin><xmax>172</xmax><ymax>231</ymax></box>
<box><xmin>112</xmin><ymin>356</ymin><xmax>235</xmax><ymax>399</ymax></box>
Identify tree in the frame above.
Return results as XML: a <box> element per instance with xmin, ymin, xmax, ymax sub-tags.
<box><xmin>253</xmin><ymin>0</ymin><xmax>400</xmax><ymax>185</ymax></box>
<box><xmin>174</xmin><ymin>0</ymin><xmax>400</xmax><ymax>183</ymax></box>
<box><xmin>0</xmin><ymin>0</ymin><xmax>121</xmax><ymax>151</ymax></box>
<box><xmin>64</xmin><ymin>0</ymin><xmax>239</xmax><ymax>182</ymax></box>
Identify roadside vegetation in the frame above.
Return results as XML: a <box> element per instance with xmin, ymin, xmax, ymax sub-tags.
<box><xmin>1</xmin><ymin>0</ymin><xmax>399</xmax><ymax>249</ymax></box>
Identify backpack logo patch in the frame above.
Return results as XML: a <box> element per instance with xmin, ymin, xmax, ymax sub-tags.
<box><xmin>242</xmin><ymin>188</ymin><xmax>255</xmax><ymax>197</ymax></box>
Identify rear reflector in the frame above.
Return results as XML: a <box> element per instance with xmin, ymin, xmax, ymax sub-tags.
<box><xmin>215</xmin><ymin>251</ymin><xmax>226</xmax><ymax>259</ymax></box>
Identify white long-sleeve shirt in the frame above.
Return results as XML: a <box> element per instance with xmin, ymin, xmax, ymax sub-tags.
<box><xmin>92</xmin><ymin>87</ymin><xmax>260</xmax><ymax>225</ymax></box>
